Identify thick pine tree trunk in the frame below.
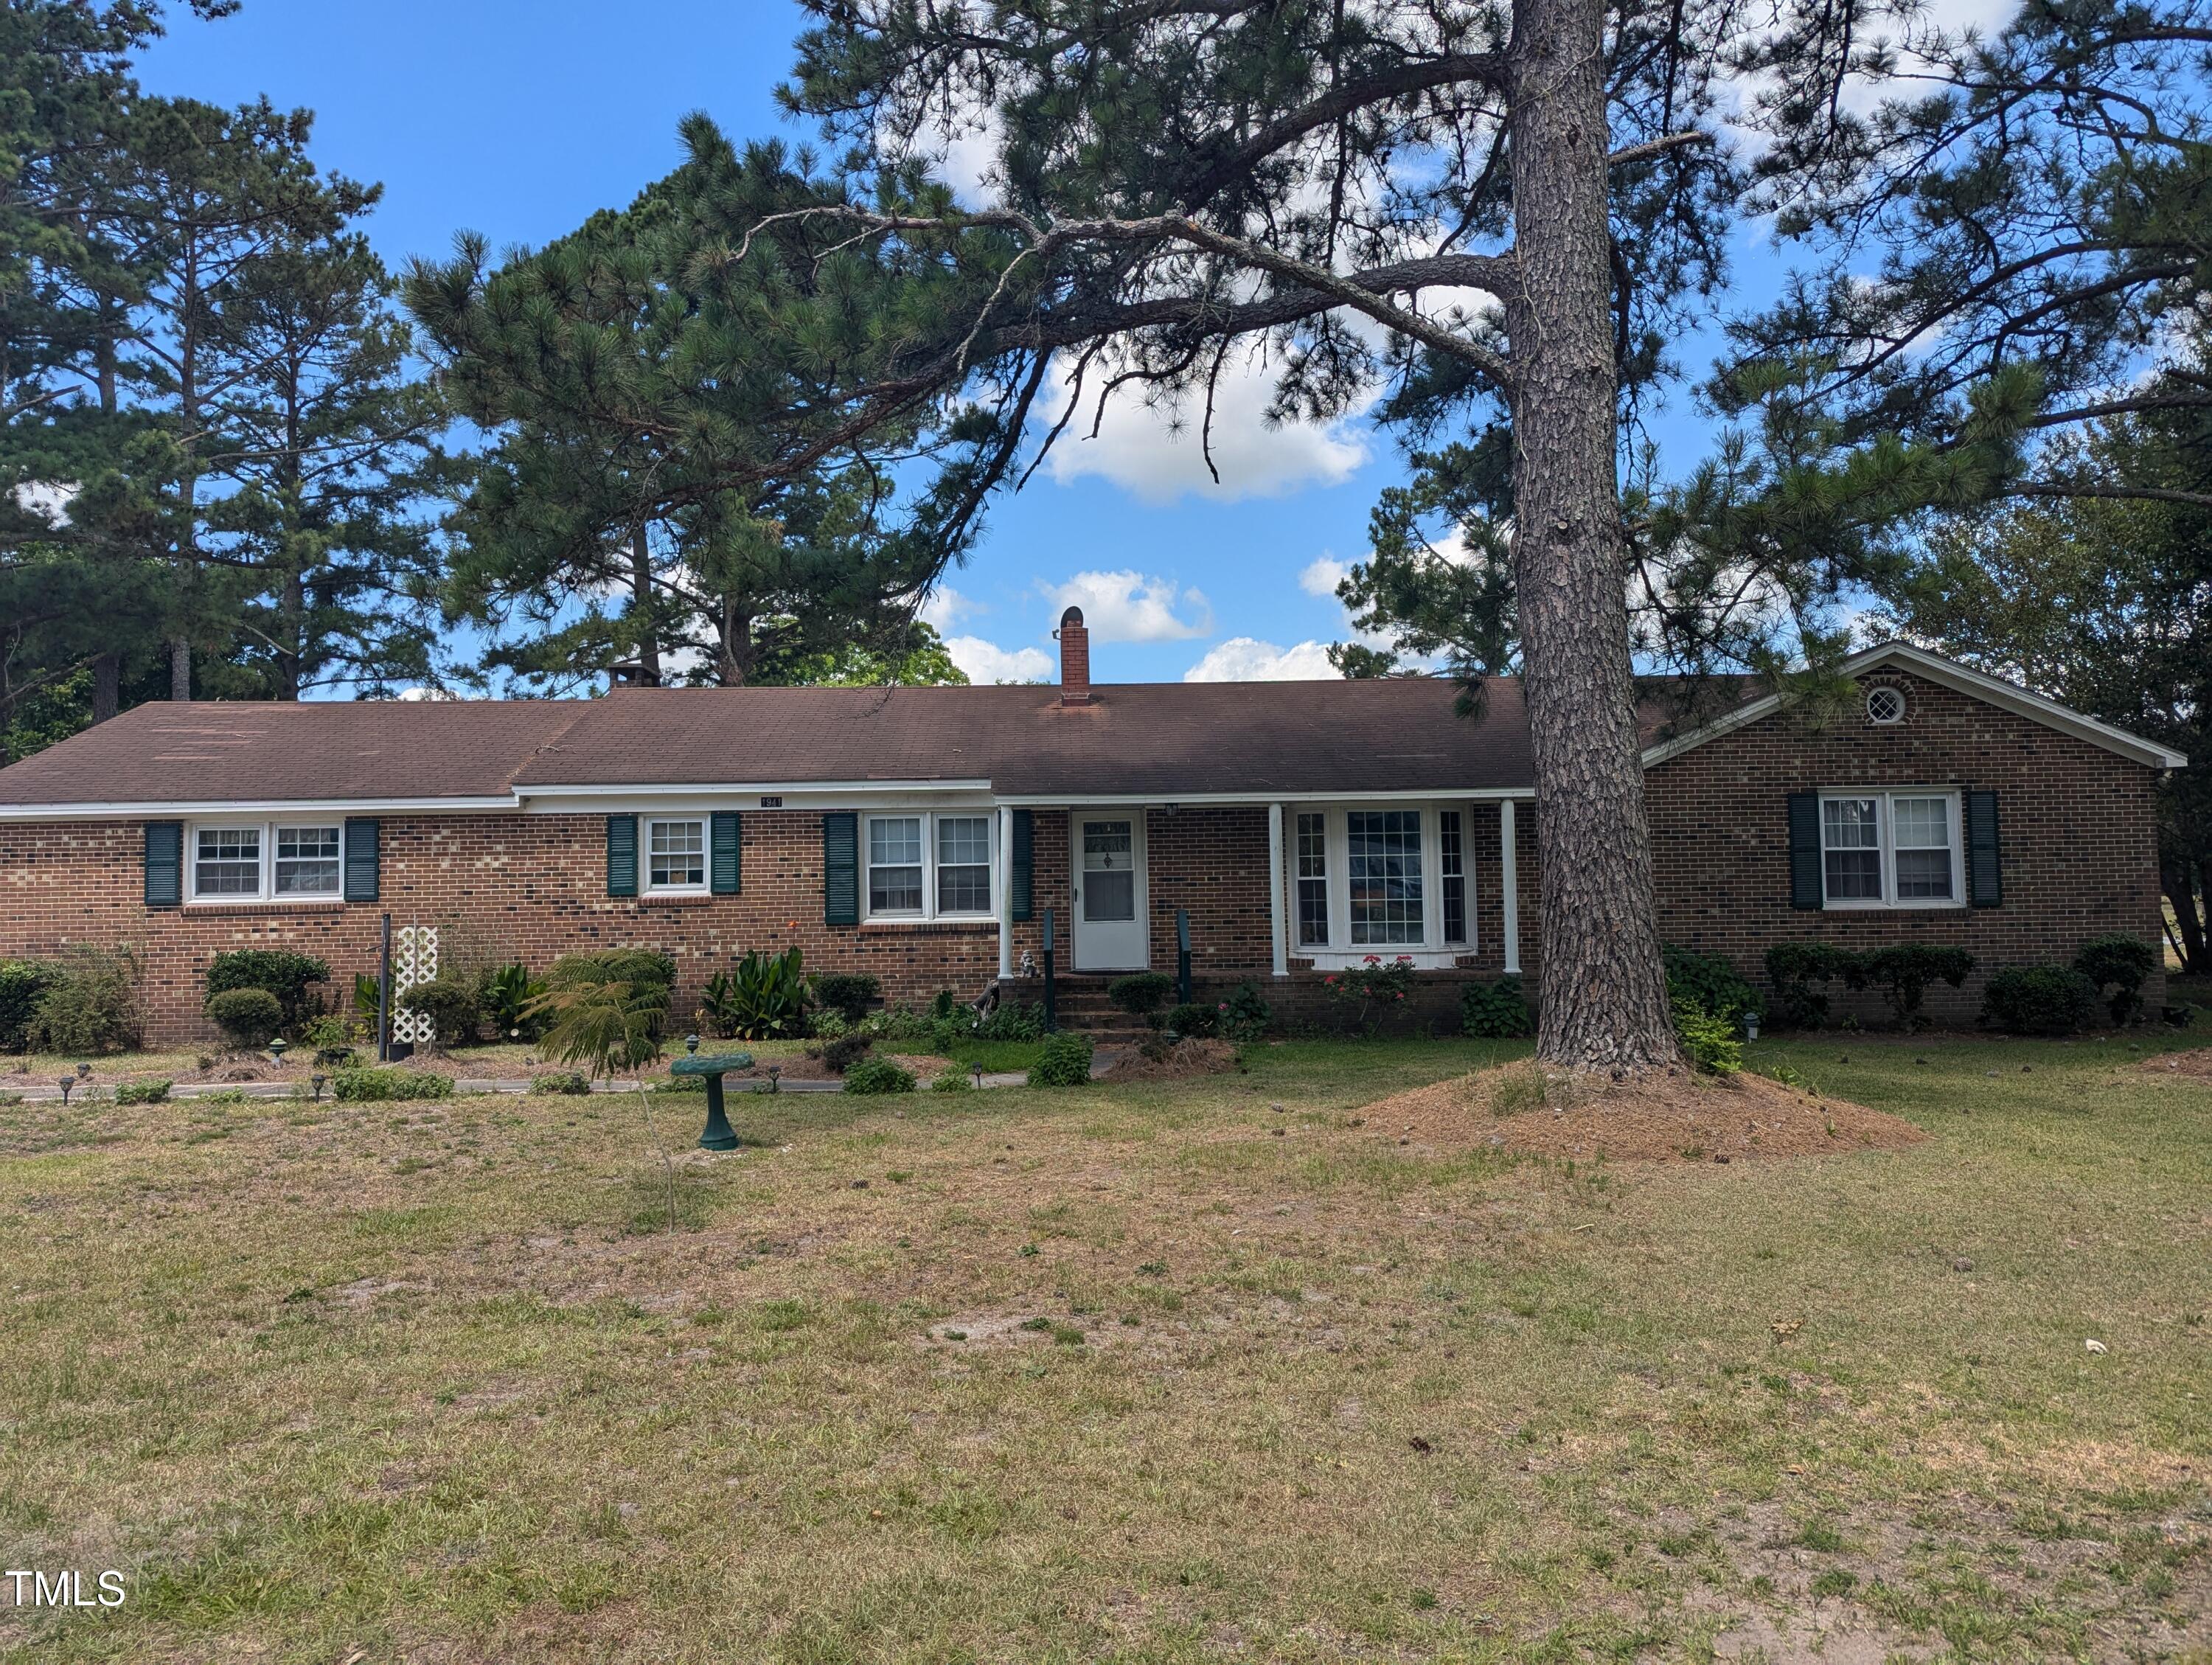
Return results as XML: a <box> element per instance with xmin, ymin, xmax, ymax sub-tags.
<box><xmin>91</xmin><ymin>654</ymin><xmax>119</xmax><ymax>723</ymax></box>
<box><xmin>1506</xmin><ymin>0</ymin><xmax>1680</xmax><ymax>1072</ymax></box>
<box><xmin>630</xmin><ymin>527</ymin><xmax>662</xmax><ymax>686</ymax></box>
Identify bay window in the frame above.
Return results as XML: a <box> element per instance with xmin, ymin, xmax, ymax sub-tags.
<box><xmin>865</xmin><ymin>811</ymin><xmax>996</xmax><ymax>922</ymax></box>
<box><xmin>1818</xmin><ymin>790</ymin><xmax>1961</xmax><ymax>908</ymax></box>
<box><xmin>1286</xmin><ymin>804</ymin><xmax>1480</xmax><ymax>962</ymax></box>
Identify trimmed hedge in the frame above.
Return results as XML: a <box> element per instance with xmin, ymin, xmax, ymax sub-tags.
<box><xmin>1164</xmin><ymin>1001</ymin><xmax>1218</xmax><ymax>1037</ymax></box>
<box><xmin>205</xmin><ymin>987</ymin><xmax>284</xmax><ymax>1050</ymax></box>
<box><xmin>1982</xmin><ymin>965</ymin><xmax>2100</xmax><ymax>1035</ymax></box>
<box><xmin>1107</xmin><ymin>973</ymin><xmax>1175</xmax><ymax>1016</ymax></box>
<box><xmin>400</xmin><ymin>976</ymin><xmax>481</xmax><ymax>1046</ymax></box>
<box><xmin>0</xmin><ymin>959</ymin><xmax>57</xmax><ymax>1053</ymax></box>
<box><xmin>1663</xmin><ymin>945</ymin><xmax>1757</xmax><ymax>1020</ymax></box>
<box><xmin>815</xmin><ymin>972</ymin><xmax>881</xmax><ymax>1022</ymax></box>
<box><xmin>2074</xmin><ymin>934</ymin><xmax>2157</xmax><ymax>1025</ymax></box>
<box><xmin>206</xmin><ymin>949</ymin><xmax>330</xmax><ymax>1029</ymax></box>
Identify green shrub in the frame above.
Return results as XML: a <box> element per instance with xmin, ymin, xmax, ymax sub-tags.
<box><xmin>1662</xmin><ymin>945</ymin><xmax>1757</xmax><ymax>1020</ymax></box>
<box><xmin>1027</xmin><ymin>1032</ymin><xmax>1095</xmax><ymax>1088</ymax></box>
<box><xmin>931</xmin><ymin>1068</ymin><xmax>973</xmax><ymax>1093</ymax></box>
<box><xmin>1220</xmin><ymin>980</ymin><xmax>1271</xmax><ymax>1043</ymax></box>
<box><xmin>205</xmin><ymin>948</ymin><xmax>331</xmax><ymax>1029</ymax></box>
<box><xmin>532</xmin><ymin>1071</ymin><xmax>591</xmax><ymax>1096</ymax></box>
<box><xmin>1861</xmin><ymin>945</ymin><xmax>1974</xmax><ymax>1030</ymax></box>
<box><xmin>930</xmin><ymin>987</ymin><xmax>960</xmax><ymax>1021</ymax></box>
<box><xmin>1762</xmin><ymin>944</ymin><xmax>1866</xmax><ymax>1029</ymax></box>
<box><xmin>1461</xmin><ymin>976</ymin><xmax>1535</xmax><ymax>1038</ymax></box>
<box><xmin>1673</xmin><ymin>999</ymin><xmax>1743</xmax><ymax>1075</ymax></box>
<box><xmin>821</xmin><ymin>1034</ymin><xmax>874</xmax><ymax>1074</ymax></box>
<box><xmin>815</xmin><ymin>972</ymin><xmax>880</xmax><ymax>1023</ymax></box>
<box><xmin>843</xmin><ymin>1056</ymin><xmax>917</xmax><ymax>1094</ymax></box>
<box><xmin>1982</xmin><ymin>964</ymin><xmax>2100</xmax><ymax>1035</ymax></box>
<box><xmin>400</xmin><ymin>976</ymin><xmax>481</xmax><ymax>1046</ymax></box>
<box><xmin>205</xmin><ymin>987</ymin><xmax>284</xmax><ymax>1049</ymax></box>
<box><xmin>1108</xmin><ymin>972</ymin><xmax>1175</xmax><ymax>1017</ymax></box>
<box><xmin>333</xmin><ymin>1066</ymin><xmax>455</xmax><ymax>1102</ymax></box>
<box><xmin>975</xmin><ymin>999</ymin><xmax>1044</xmax><ymax>1041</ymax></box>
<box><xmin>2073</xmin><ymin>934</ymin><xmax>2157</xmax><ymax>1025</ymax></box>
<box><xmin>0</xmin><ymin>959</ymin><xmax>57</xmax><ymax>1052</ymax></box>
<box><xmin>1164</xmin><ymin>1001</ymin><xmax>1217</xmax><ymax>1037</ymax></box>
<box><xmin>28</xmin><ymin>945</ymin><xmax>143</xmax><ymax>1054</ymax></box>
<box><xmin>114</xmin><ymin>1078</ymin><xmax>170</xmax><ymax>1105</ymax></box>
<box><xmin>699</xmin><ymin>947</ymin><xmax>810</xmax><ymax>1040</ymax></box>
<box><xmin>479</xmin><ymin>962</ymin><xmax>546</xmax><ymax>1040</ymax></box>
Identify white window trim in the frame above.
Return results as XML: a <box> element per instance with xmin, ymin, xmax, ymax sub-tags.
<box><xmin>185</xmin><ymin>818</ymin><xmax>344</xmax><ymax>905</ymax></box>
<box><xmin>862</xmin><ymin>810</ymin><xmax>998</xmax><ymax>924</ymax></box>
<box><xmin>1283</xmin><ymin>802</ymin><xmax>1478</xmax><ymax>968</ymax></box>
<box><xmin>1818</xmin><ymin>788</ymin><xmax>1966</xmax><ymax>911</ymax></box>
<box><xmin>643</xmin><ymin>815</ymin><xmax>709</xmax><ymax>896</ymax></box>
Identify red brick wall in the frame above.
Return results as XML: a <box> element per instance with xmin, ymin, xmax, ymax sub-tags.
<box><xmin>0</xmin><ymin>672</ymin><xmax>2166</xmax><ymax>1043</ymax></box>
<box><xmin>0</xmin><ymin>810</ymin><xmax>1010</xmax><ymax>1043</ymax></box>
<box><xmin>1644</xmin><ymin>670</ymin><xmax>2166</xmax><ymax>1023</ymax></box>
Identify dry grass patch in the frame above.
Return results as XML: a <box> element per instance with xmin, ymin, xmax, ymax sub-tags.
<box><xmin>0</xmin><ymin>1035</ymin><xmax>2205</xmax><ymax>1663</ymax></box>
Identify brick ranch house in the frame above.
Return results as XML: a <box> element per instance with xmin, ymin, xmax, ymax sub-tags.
<box><xmin>0</xmin><ymin>613</ymin><xmax>2184</xmax><ymax>1043</ymax></box>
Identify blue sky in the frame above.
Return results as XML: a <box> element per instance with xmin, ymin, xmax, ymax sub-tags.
<box><xmin>136</xmin><ymin>0</ymin><xmax>1738</xmax><ymax>689</ymax></box>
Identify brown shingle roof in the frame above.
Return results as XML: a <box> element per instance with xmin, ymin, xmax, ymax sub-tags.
<box><xmin>512</xmin><ymin>679</ymin><xmax>1537</xmax><ymax>796</ymax></box>
<box><xmin>0</xmin><ymin>675</ymin><xmax>1790</xmax><ymax>811</ymax></box>
<box><xmin>0</xmin><ymin>699</ymin><xmax>586</xmax><ymax>807</ymax></box>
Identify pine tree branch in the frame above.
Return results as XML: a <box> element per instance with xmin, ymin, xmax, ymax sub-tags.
<box><xmin>738</xmin><ymin>206</ymin><xmax>1519</xmax><ymax>385</ymax></box>
<box><xmin>2011</xmin><ymin>480</ymin><xmax>2212</xmax><ymax>509</ymax></box>
<box><xmin>1604</xmin><ymin>131</ymin><xmax>1715</xmax><ymax>168</ymax></box>
<box><xmin>1177</xmin><ymin>52</ymin><xmax>1510</xmax><ymax>207</ymax></box>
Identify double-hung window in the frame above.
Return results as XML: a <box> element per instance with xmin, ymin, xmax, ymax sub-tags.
<box><xmin>1295</xmin><ymin>813</ymin><xmax>1329</xmax><ymax>948</ymax></box>
<box><xmin>646</xmin><ymin>818</ymin><xmax>706</xmax><ymax>894</ymax></box>
<box><xmin>190</xmin><ymin>821</ymin><xmax>342</xmax><ymax>902</ymax></box>
<box><xmin>865</xmin><ymin>811</ymin><xmax>996</xmax><ymax>922</ymax></box>
<box><xmin>1439</xmin><ymin>810</ymin><xmax>1467</xmax><ymax>946</ymax></box>
<box><xmin>1818</xmin><ymin>790</ymin><xmax>1961</xmax><ymax>908</ymax></box>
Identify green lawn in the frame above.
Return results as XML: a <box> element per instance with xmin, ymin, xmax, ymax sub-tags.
<box><xmin>0</xmin><ymin>1034</ymin><xmax>2206</xmax><ymax>1661</ymax></box>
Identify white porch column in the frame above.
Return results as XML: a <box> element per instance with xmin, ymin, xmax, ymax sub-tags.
<box><xmin>1499</xmin><ymin>798</ymin><xmax>1521</xmax><ymax>975</ymax></box>
<box><xmin>995</xmin><ymin>805</ymin><xmax>1014</xmax><ymax>980</ymax></box>
<box><xmin>1267</xmin><ymin>802</ymin><xmax>1288</xmax><ymax>978</ymax></box>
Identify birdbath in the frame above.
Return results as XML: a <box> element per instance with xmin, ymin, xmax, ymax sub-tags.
<box><xmin>669</xmin><ymin>1036</ymin><xmax>754</xmax><ymax>1151</ymax></box>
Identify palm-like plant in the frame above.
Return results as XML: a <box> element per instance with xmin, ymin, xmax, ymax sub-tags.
<box><xmin>524</xmin><ymin>979</ymin><xmax>678</xmax><ymax>1231</ymax></box>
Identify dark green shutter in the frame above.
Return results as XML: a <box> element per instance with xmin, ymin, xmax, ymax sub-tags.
<box><xmin>343</xmin><ymin>818</ymin><xmax>380</xmax><ymax>903</ymax></box>
<box><xmin>1787</xmin><ymin>793</ymin><xmax>1823</xmax><ymax>910</ymax></box>
<box><xmin>145</xmin><ymin>821</ymin><xmax>182</xmax><ymax>908</ymax></box>
<box><xmin>606</xmin><ymin>814</ymin><xmax>639</xmax><ymax>897</ymax></box>
<box><xmin>1010</xmin><ymin>809</ymin><xmax>1033</xmax><ymax>921</ymax></box>
<box><xmin>824</xmin><ymin>812</ymin><xmax>858</xmax><ymax>925</ymax></box>
<box><xmin>711</xmin><ymin>811</ymin><xmax>742</xmax><ymax>894</ymax></box>
<box><xmin>1964</xmin><ymin>790</ymin><xmax>2002</xmax><ymax>907</ymax></box>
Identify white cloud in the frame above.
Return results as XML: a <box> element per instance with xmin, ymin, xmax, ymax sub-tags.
<box><xmin>1033</xmin><ymin>343</ymin><xmax>1371</xmax><ymax>504</ymax></box>
<box><xmin>1298</xmin><ymin>555</ymin><xmax>1352</xmax><ymax>597</ymax></box>
<box><xmin>1183</xmin><ymin>637</ymin><xmax>1338</xmax><ymax>682</ymax></box>
<box><xmin>945</xmin><ymin>635</ymin><xmax>1052</xmax><ymax>684</ymax></box>
<box><xmin>918</xmin><ymin>585</ymin><xmax>979</xmax><ymax>633</ymax></box>
<box><xmin>13</xmin><ymin>480</ymin><xmax>76</xmax><ymax>527</ymax></box>
<box><xmin>394</xmin><ymin>685</ymin><xmax>458</xmax><ymax>702</ymax></box>
<box><xmin>1045</xmin><ymin>570</ymin><xmax>1212</xmax><ymax>642</ymax></box>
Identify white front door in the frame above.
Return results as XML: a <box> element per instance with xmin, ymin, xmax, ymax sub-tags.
<box><xmin>1070</xmin><ymin>813</ymin><xmax>1149</xmax><ymax>970</ymax></box>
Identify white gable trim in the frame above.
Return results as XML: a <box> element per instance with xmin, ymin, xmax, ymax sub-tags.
<box><xmin>1638</xmin><ymin>642</ymin><xmax>2189</xmax><ymax>772</ymax></box>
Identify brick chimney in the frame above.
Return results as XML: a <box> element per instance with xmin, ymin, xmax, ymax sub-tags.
<box><xmin>1055</xmin><ymin>606</ymin><xmax>1091</xmax><ymax>705</ymax></box>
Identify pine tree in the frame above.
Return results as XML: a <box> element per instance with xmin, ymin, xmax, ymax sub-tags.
<box><xmin>406</xmin><ymin>125</ymin><xmax>1026</xmax><ymax>693</ymax></box>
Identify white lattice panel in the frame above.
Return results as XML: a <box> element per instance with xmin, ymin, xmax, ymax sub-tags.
<box><xmin>390</xmin><ymin>925</ymin><xmax>439</xmax><ymax>1046</ymax></box>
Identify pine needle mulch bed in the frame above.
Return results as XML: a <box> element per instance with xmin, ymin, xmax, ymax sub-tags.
<box><xmin>0</xmin><ymin>1035</ymin><xmax>2205</xmax><ymax>1664</ymax></box>
<box><xmin>1099</xmin><ymin>1036</ymin><xmax>1242</xmax><ymax>1081</ymax></box>
<box><xmin>2138</xmin><ymin>1045</ymin><xmax>2212</xmax><ymax>1079</ymax></box>
<box><xmin>1357</xmin><ymin>1060</ymin><xmax>1927</xmax><ymax>1164</ymax></box>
